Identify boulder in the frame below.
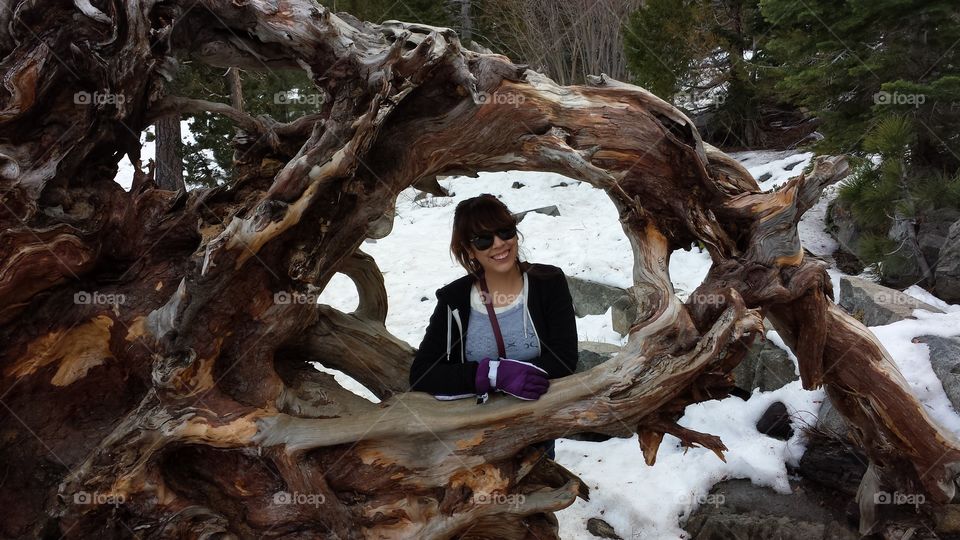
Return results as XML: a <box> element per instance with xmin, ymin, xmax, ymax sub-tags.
<box><xmin>798</xmin><ymin>432</ymin><xmax>866</xmax><ymax>495</ymax></box>
<box><xmin>566</xmin><ymin>276</ymin><xmax>627</xmax><ymax>318</ymax></box>
<box><xmin>576</xmin><ymin>341</ymin><xmax>621</xmax><ymax>373</ymax></box>
<box><xmin>934</xmin><ymin>218</ymin><xmax>960</xmax><ymax>303</ymax></box>
<box><xmin>884</xmin><ymin>211</ymin><xmax>926</xmax><ymax>287</ymax></box>
<box><xmin>567</xmin><ymin>276</ymin><xmax>627</xmax><ymax>317</ymax></box>
<box><xmin>586</xmin><ymin>517</ymin><xmax>622</xmax><ymax>539</ymax></box>
<box><xmin>682</xmin><ymin>479</ymin><xmax>858</xmax><ymax>540</ymax></box>
<box><xmin>838</xmin><ymin>276</ymin><xmax>943</xmax><ymax>326</ymax></box>
<box><xmin>756</xmin><ymin>401</ymin><xmax>794</xmax><ymax>441</ymax></box>
<box><xmin>912</xmin><ymin>335</ymin><xmax>960</xmax><ymax>414</ymax></box>
<box><xmin>513</xmin><ymin>205</ymin><xmax>559</xmax><ymax>223</ymax></box>
<box><xmin>917</xmin><ymin>208</ymin><xmax>960</xmax><ymax>263</ymax></box>
<box><xmin>611</xmin><ymin>295</ymin><xmax>638</xmax><ymax>336</ymax></box>
<box><xmin>826</xmin><ymin>198</ymin><xmax>862</xmax><ymax>264</ymax></box>
<box><xmin>814</xmin><ymin>396</ymin><xmax>850</xmax><ymax>441</ymax></box>
<box><xmin>732</xmin><ymin>331</ymin><xmax>798</xmax><ymax>393</ymax></box>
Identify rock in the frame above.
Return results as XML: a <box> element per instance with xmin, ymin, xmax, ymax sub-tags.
<box><xmin>550</xmin><ymin>181</ymin><xmax>569</xmax><ymax>188</ymax></box>
<box><xmin>885</xmin><ymin>211</ymin><xmax>926</xmax><ymax>287</ymax></box>
<box><xmin>682</xmin><ymin>479</ymin><xmax>858</xmax><ymax>540</ymax></box>
<box><xmin>611</xmin><ymin>295</ymin><xmax>638</xmax><ymax>336</ymax></box>
<box><xmin>838</xmin><ymin>276</ymin><xmax>943</xmax><ymax>326</ymax></box>
<box><xmin>783</xmin><ymin>159</ymin><xmax>804</xmax><ymax>171</ymax></box>
<box><xmin>918</xmin><ymin>208</ymin><xmax>960</xmax><ymax>263</ymax></box>
<box><xmin>732</xmin><ymin>334</ymin><xmax>798</xmax><ymax>393</ymax></box>
<box><xmin>814</xmin><ymin>396</ymin><xmax>850</xmax><ymax>440</ymax></box>
<box><xmin>912</xmin><ymin>335</ymin><xmax>960</xmax><ymax>413</ymax></box>
<box><xmin>513</xmin><ymin>205</ymin><xmax>560</xmax><ymax>223</ymax></box>
<box><xmin>586</xmin><ymin>517</ymin><xmax>622</xmax><ymax>539</ymax></box>
<box><xmin>832</xmin><ymin>247</ymin><xmax>865</xmax><ymax>275</ymax></box>
<box><xmin>756</xmin><ymin>401</ymin><xmax>794</xmax><ymax>440</ymax></box>
<box><xmin>934</xmin><ymin>218</ymin><xmax>960</xmax><ymax>303</ymax></box>
<box><xmin>827</xmin><ymin>198</ymin><xmax>862</xmax><ymax>263</ymax></box>
<box><xmin>576</xmin><ymin>341</ymin><xmax>621</xmax><ymax>373</ymax></box>
<box><xmin>798</xmin><ymin>432</ymin><xmax>866</xmax><ymax>495</ymax></box>
<box><xmin>511</xmin><ymin>181</ymin><xmax>525</xmax><ymax>189</ymax></box>
<box><xmin>566</xmin><ymin>276</ymin><xmax>627</xmax><ymax>318</ymax></box>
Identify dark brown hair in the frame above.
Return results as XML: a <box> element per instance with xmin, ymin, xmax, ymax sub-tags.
<box><xmin>450</xmin><ymin>193</ymin><xmax>524</xmax><ymax>276</ymax></box>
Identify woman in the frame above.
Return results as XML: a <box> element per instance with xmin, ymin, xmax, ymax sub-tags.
<box><xmin>408</xmin><ymin>193</ymin><xmax>578</xmax><ymax>459</ymax></box>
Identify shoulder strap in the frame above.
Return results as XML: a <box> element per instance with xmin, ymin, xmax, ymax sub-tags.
<box><xmin>478</xmin><ymin>275</ymin><xmax>506</xmax><ymax>359</ymax></box>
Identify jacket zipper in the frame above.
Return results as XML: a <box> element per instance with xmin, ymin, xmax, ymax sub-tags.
<box><xmin>445</xmin><ymin>305</ymin><xmax>466</xmax><ymax>363</ymax></box>
<box><xmin>451</xmin><ymin>308</ymin><xmax>464</xmax><ymax>363</ymax></box>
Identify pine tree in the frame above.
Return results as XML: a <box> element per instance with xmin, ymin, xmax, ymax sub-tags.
<box><xmin>838</xmin><ymin>115</ymin><xmax>960</xmax><ymax>285</ymax></box>
<box><xmin>622</xmin><ymin>0</ymin><xmax>784</xmax><ymax>148</ymax></box>
<box><xmin>622</xmin><ymin>0</ymin><xmax>706</xmax><ymax>99</ymax></box>
<box><xmin>760</xmin><ymin>0</ymin><xmax>960</xmax><ymax>171</ymax></box>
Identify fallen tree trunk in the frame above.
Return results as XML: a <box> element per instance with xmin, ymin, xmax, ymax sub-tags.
<box><xmin>0</xmin><ymin>1</ymin><xmax>957</xmax><ymax>538</ymax></box>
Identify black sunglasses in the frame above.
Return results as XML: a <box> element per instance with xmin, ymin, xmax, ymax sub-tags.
<box><xmin>469</xmin><ymin>227</ymin><xmax>518</xmax><ymax>251</ymax></box>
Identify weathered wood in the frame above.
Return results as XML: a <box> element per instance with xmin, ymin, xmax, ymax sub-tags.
<box><xmin>0</xmin><ymin>1</ymin><xmax>957</xmax><ymax>538</ymax></box>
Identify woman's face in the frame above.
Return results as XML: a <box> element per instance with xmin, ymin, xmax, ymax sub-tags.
<box><xmin>468</xmin><ymin>230</ymin><xmax>519</xmax><ymax>275</ymax></box>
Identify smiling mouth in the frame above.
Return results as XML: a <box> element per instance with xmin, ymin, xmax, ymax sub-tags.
<box><xmin>491</xmin><ymin>250</ymin><xmax>510</xmax><ymax>261</ymax></box>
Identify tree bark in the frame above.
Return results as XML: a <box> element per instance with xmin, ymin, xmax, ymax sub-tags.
<box><xmin>0</xmin><ymin>2</ymin><xmax>958</xmax><ymax>538</ymax></box>
<box><xmin>155</xmin><ymin>113</ymin><xmax>184</xmax><ymax>191</ymax></box>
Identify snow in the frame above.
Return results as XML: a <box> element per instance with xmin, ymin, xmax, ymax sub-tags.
<box><xmin>727</xmin><ymin>150</ymin><xmax>814</xmax><ymax>192</ymax></box>
<box><xmin>318</xmin><ymin>171</ymin><xmax>637</xmax><ymax>349</ymax></box>
<box><xmin>113</xmin><ymin>119</ymin><xmax>214</xmax><ymax>191</ymax></box>
<box><xmin>314</xmin><ymin>150</ymin><xmax>957</xmax><ymax>540</ymax></box>
<box><xmin>122</xmin><ymin>126</ymin><xmax>960</xmax><ymax>537</ymax></box>
<box><xmin>556</xmin><ymin>383</ymin><xmax>821</xmax><ymax>539</ymax></box>
<box><xmin>114</xmin><ymin>126</ymin><xmax>159</xmax><ymax>191</ymax></box>
<box><xmin>861</xmin><ymin>310</ymin><xmax>960</xmax><ymax>435</ymax></box>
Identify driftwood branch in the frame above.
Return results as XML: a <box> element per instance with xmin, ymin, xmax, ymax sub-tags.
<box><xmin>0</xmin><ymin>1</ymin><xmax>957</xmax><ymax>538</ymax></box>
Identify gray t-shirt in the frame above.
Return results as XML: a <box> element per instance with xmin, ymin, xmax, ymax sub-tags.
<box><xmin>464</xmin><ymin>272</ymin><xmax>541</xmax><ymax>363</ymax></box>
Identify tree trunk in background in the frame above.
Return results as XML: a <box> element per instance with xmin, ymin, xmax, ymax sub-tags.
<box><xmin>154</xmin><ymin>114</ymin><xmax>184</xmax><ymax>191</ymax></box>
<box><xmin>458</xmin><ymin>0</ymin><xmax>472</xmax><ymax>44</ymax></box>
<box><xmin>1</xmin><ymin>2</ymin><xmax>959</xmax><ymax>538</ymax></box>
<box><xmin>227</xmin><ymin>67</ymin><xmax>245</xmax><ymax>111</ymax></box>
<box><xmin>480</xmin><ymin>0</ymin><xmax>641</xmax><ymax>84</ymax></box>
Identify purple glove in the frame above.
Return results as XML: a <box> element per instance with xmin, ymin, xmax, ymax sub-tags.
<box><xmin>476</xmin><ymin>357</ymin><xmax>550</xmax><ymax>400</ymax></box>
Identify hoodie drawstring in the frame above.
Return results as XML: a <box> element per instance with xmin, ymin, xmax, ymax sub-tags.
<box><xmin>522</xmin><ymin>272</ymin><xmax>529</xmax><ymax>338</ymax></box>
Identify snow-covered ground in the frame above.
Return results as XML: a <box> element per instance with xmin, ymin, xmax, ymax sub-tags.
<box><xmin>309</xmin><ymin>150</ymin><xmax>960</xmax><ymax>539</ymax></box>
<box><xmin>116</xmin><ymin>140</ymin><xmax>960</xmax><ymax>538</ymax></box>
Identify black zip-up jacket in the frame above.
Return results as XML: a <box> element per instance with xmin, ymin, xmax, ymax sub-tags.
<box><xmin>409</xmin><ymin>261</ymin><xmax>578</xmax><ymax>396</ymax></box>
